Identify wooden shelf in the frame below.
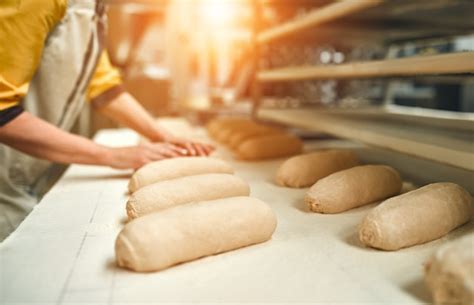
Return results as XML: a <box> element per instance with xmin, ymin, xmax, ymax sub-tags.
<box><xmin>258</xmin><ymin>108</ymin><xmax>474</xmax><ymax>170</ymax></box>
<box><xmin>257</xmin><ymin>0</ymin><xmax>381</xmax><ymax>44</ymax></box>
<box><xmin>258</xmin><ymin>52</ymin><xmax>474</xmax><ymax>81</ymax></box>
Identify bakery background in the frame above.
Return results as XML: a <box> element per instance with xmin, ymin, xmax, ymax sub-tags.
<box><xmin>2</xmin><ymin>1</ymin><xmax>473</xmax><ymax>305</ymax></box>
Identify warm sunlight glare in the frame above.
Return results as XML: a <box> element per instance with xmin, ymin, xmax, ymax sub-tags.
<box><xmin>199</xmin><ymin>0</ymin><xmax>244</xmax><ymax>26</ymax></box>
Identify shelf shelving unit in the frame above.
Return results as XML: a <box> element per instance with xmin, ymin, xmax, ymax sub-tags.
<box><xmin>257</xmin><ymin>0</ymin><xmax>382</xmax><ymax>44</ymax></box>
<box><xmin>251</xmin><ymin>0</ymin><xmax>474</xmax><ymax>170</ymax></box>
<box><xmin>259</xmin><ymin>108</ymin><xmax>474</xmax><ymax>170</ymax></box>
<box><xmin>258</xmin><ymin>52</ymin><xmax>474</xmax><ymax>81</ymax></box>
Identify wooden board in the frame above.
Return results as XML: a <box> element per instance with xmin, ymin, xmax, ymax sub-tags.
<box><xmin>257</xmin><ymin>0</ymin><xmax>382</xmax><ymax>43</ymax></box>
<box><xmin>258</xmin><ymin>52</ymin><xmax>474</xmax><ymax>81</ymax></box>
<box><xmin>258</xmin><ymin>108</ymin><xmax>474</xmax><ymax>170</ymax></box>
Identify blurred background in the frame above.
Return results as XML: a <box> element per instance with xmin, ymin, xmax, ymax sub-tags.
<box><xmin>97</xmin><ymin>0</ymin><xmax>474</xmax><ymax>131</ymax></box>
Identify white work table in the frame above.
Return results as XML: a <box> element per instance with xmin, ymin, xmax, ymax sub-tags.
<box><xmin>1</xmin><ymin>124</ymin><xmax>472</xmax><ymax>305</ymax></box>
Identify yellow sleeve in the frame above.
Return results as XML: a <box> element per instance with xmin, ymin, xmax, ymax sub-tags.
<box><xmin>0</xmin><ymin>0</ymin><xmax>66</xmax><ymax>111</ymax></box>
<box><xmin>87</xmin><ymin>51</ymin><xmax>123</xmax><ymax>101</ymax></box>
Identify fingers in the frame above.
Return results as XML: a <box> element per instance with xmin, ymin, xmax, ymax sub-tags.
<box><xmin>193</xmin><ymin>143</ymin><xmax>206</xmax><ymax>156</ymax></box>
<box><xmin>193</xmin><ymin>142</ymin><xmax>215</xmax><ymax>156</ymax></box>
<box><xmin>147</xmin><ymin>139</ymin><xmax>214</xmax><ymax>158</ymax></box>
<box><xmin>201</xmin><ymin>143</ymin><xmax>215</xmax><ymax>155</ymax></box>
<box><xmin>178</xmin><ymin>140</ymin><xmax>213</xmax><ymax>156</ymax></box>
<box><xmin>183</xmin><ymin>142</ymin><xmax>197</xmax><ymax>156</ymax></box>
<box><xmin>166</xmin><ymin>144</ymin><xmax>188</xmax><ymax>156</ymax></box>
<box><xmin>161</xmin><ymin>145</ymin><xmax>186</xmax><ymax>158</ymax></box>
<box><xmin>148</xmin><ymin>143</ymin><xmax>187</xmax><ymax>159</ymax></box>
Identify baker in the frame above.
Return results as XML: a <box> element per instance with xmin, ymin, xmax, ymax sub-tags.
<box><xmin>0</xmin><ymin>0</ymin><xmax>213</xmax><ymax>241</ymax></box>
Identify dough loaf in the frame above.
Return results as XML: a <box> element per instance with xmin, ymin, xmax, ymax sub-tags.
<box><xmin>359</xmin><ymin>182</ymin><xmax>473</xmax><ymax>250</ymax></box>
<box><xmin>206</xmin><ymin>117</ymin><xmax>251</xmax><ymax>138</ymax></box>
<box><xmin>276</xmin><ymin>149</ymin><xmax>359</xmax><ymax>188</ymax></box>
<box><xmin>116</xmin><ymin>196</ymin><xmax>277</xmax><ymax>272</ymax></box>
<box><xmin>128</xmin><ymin>157</ymin><xmax>234</xmax><ymax>193</ymax></box>
<box><xmin>305</xmin><ymin>165</ymin><xmax>402</xmax><ymax>213</ymax></box>
<box><xmin>126</xmin><ymin>173</ymin><xmax>250</xmax><ymax>219</ymax></box>
<box><xmin>227</xmin><ymin>125</ymin><xmax>281</xmax><ymax>148</ymax></box>
<box><xmin>236</xmin><ymin>134</ymin><xmax>303</xmax><ymax>160</ymax></box>
<box><xmin>424</xmin><ymin>234</ymin><xmax>474</xmax><ymax>305</ymax></box>
<box><xmin>213</xmin><ymin>120</ymin><xmax>258</xmax><ymax>143</ymax></box>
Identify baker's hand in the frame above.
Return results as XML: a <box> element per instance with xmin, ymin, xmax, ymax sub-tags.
<box><xmin>106</xmin><ymin>142</ymin><xmax>188</xmax><ymax>170</ymax></box>
<box><xmin>165</xmin><ymin>136</ymin><xmax>215</xmax><ymax>156</ymax></box>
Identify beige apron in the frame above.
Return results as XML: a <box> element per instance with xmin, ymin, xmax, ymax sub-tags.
<box><xmin>0</xmin><ymin>0</ymin><xmax>106</xmax><ymax>241</ymax></box>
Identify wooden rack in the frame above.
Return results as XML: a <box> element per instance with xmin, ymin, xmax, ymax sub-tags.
<box><xmin>258</xmin><ymin>52</ymin><xmax>474</xmax><ymax>81</ymax></box>
<box><xmin>259</xmin><ymin>108</ymin><xmax>474</xmax><ymax>170</ymax></box>
<box><xmin>257</xmin><ymin>0</ymin><xmax>382</xmax><ymax>44</ymax></box>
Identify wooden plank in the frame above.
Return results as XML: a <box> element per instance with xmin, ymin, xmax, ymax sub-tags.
<box><xmin>257</xmin><ymin>0</ymin><xmax>382</xmax><ymax>43</ymax></box>
<box><xmin>258</xmin><ymin>52</ymin><xmax>474</xmax><ymax>81</ymax></box>
<box><xmin>258</xmin><ymin>108</ymin><xmax>474</xmax><ymax>170</ymax></box>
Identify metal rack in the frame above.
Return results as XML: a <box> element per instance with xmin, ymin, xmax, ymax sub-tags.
<box><xmin>251</xmin><ymin>0</ymin><xmax>474</xmax><ymax>171</ymax></box>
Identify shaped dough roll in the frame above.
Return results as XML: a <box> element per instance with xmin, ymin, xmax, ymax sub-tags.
<box><xmin>128</xmin><ymin>157</ymin><xmax>234</xmax><ymax>193</ymax></box>
<box><xmin>116</xmin><ymin>196</ymin><xmax>277</xmax><ymax>272</ymax></box>
<box><xmin>228</xmin><ymin>126</ymin><xmax>282</xmax><ymax>149</ymax></box>
<box><xmin>206</xmin><ymin>117</ymin><xmax>251</xmax><ymax>138</ymax></box>
<box><xmin>359</xmin><ymin>183</ymin><xmax>473</xmax><ymax>251</ymax></box>
<box><xmin>276</xmin><ymin>150</ymin><xmax>359</xmax><ymax>188</ymax></box>
<box><xmin>305</xmin><ymin>165</ymin><xmax>402</xmax><ymax>214</ymax></box>
<box><xmin>126</xmin><ymin>173</ymin><xmax>250</xmax><ymax>219</ymax></box>
<box><xmin>424</xmin><ymin>234</ymin><xmax>474</xmax><ymax>305</ymax></box>
<box><xmin>236</xmin><ymin>134</ymin><xmax>303</xmax><ymax>161</ymax></box>
<box><xmin>214</xmin><ymin>121</ymin><xmax>258</xmax><ymax>143</ymax></box>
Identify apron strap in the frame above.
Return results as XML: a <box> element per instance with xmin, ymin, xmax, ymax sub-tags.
<box><xmin>58</xmin><ymin>0</ymin><xmax>106</xmax><ymax>127</ymax></box>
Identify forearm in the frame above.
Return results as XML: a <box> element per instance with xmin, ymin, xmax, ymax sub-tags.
<box><xmin>95</xmin><ymin>91</ymin><xmax>171</xmax><ymax>142</ymax></box>
<box><xmin>0</xmin><ymin>112</ymin><xmax>110</xmax><ymax>166</ymax></box>
<box><xmin>94</xmin><ymin>91</ymin><xmax>214</xmax><ymax>157</ymax></box>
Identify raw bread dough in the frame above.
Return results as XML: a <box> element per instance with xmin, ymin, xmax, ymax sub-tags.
<box><xmin>206</xmin><ymin>117</ymin><xmax>251</xmax><ymax>138</ymax></box>
<box><xmin>359</xmin><ymin>183</ymin><xmax>473</xmax><ymax>251</ymax></box>
<box><xmin>116</xmin><ymin>196</ymin><xmax>277</xmax><ymax>272</ymax></box>
<box><xmin>128</xmin><ymin>157</ymin><xmax>234</xmax><ymax>193</ymax></box>
<box><xmin>228</xmin><ymin>125</ymin><xmax>282</xmax><ymax>149</ymax></box>
<box><xmin>305</xmin><ymin>165</ymin><xmax>402</xmax><ymax>213</ymax></box>
<box><xmin>236</xmin><ymin>133</ymin><xmax>303</xmax><ymax>161</ymax></box>
<box><xmin>275</xmin><ymin>149</ymin><xmax>359</xmax><ymax>188</ymax></box>
<box><xmin>424</xmin><ymin>234</ymin><xmax>474</xmax><ymax>305</ymax></box>
<box><xmin>207</xmin><ymin>118</ymin><xmax>257</xmax><ymax>143</ymax></box>
<box><xmin>214</xmin><ymin>121</ymin><xmax>260</xmax><ymax>143</ymax></box>
<box><xmin>126</xmin><ymin>173</ymin><xmax>250</xmax><ymax>219</ymax></box>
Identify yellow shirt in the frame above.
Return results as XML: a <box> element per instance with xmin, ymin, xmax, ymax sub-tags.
<box><xmin>0</xmin><ymin>0</ymin><xmax>122</xmax><ymax>112</ymax></box>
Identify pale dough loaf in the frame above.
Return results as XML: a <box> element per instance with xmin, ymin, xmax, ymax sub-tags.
<box><xmin>206</xmin><ymin>117</ymin><xmax>251</xmax><ymax>139</ymax></box>
<box><xmin>228</xmin><ymin>125</ymin><xmax>282</xmax><ymax>149</ymax></box>
<box><xmin>305</xmin><ymin>165</ymin><xmax>402</xmax><ymax>213</ymax></box>
<box><xmin>275</xmin><ymin>149</ymin><xmax>359</xmax><ymax>188</ymax></box>
<box><xmin>424</xmin><ymin>234</ymin><xmax>474</xmax><ymax>305</ymax></box>
<box><xmin>213</xmin><ymin>120</ymin><xmax>259</xmax><ymax>143</ymax></box>
<box><xmin>359</xmin><ymin>183</ymin><xmax>473</xmax><ymax>251</ymax></box>
<box><xmin>116</xmin><ymin>196</ymin><xmax>277</xmax><ymax>272</ymax></box>
<box><xmin>236</xmin><ymin>133</ymin><xmax>303</xmax><ymax>161</ymax></box>
<box><xmin>216</xmin><ymin>122</ymin><xmax>259</xmax><ymax>144</ymax></box>
<box><xmin>126</xmin><ymin>173</ymin><xmax>250</xmax><ymax>219</ymax></box>
<box><xmin>128</xmin><ymin>157</ymin><xmax>234</xmax><ymax>193</ymax></box>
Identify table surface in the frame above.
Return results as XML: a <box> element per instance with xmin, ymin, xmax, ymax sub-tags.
<box><xmin>1</xmin><ymin>119</ymin><xmax>472</xmax><ymax>305</ymax></box>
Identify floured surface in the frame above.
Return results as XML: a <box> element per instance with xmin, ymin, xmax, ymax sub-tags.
<box><xmin>1</xmin><ymin>121</ymin><xmax>473</xmax><ymax>305</ymax></box>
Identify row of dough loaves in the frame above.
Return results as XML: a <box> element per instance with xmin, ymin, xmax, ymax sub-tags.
<box><xmin>116</xmin><ymin>157</ymin><xmax>277</xmax><ymax>272</ymax></box>
<box><xmin>206</xmin><ymin>117</ymin><xmax>303</xmax><ymax>160</ymax></box>
<box><xmin>275</xmin><ymin>149</ymin><xmax>473</xmax><ymax>251</ymax></box>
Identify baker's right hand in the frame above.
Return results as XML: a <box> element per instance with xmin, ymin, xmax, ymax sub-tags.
<box><xmin>106</xmin><ymin>142</ymin><xmax>188</xmax><ymax>170</ymax></box>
